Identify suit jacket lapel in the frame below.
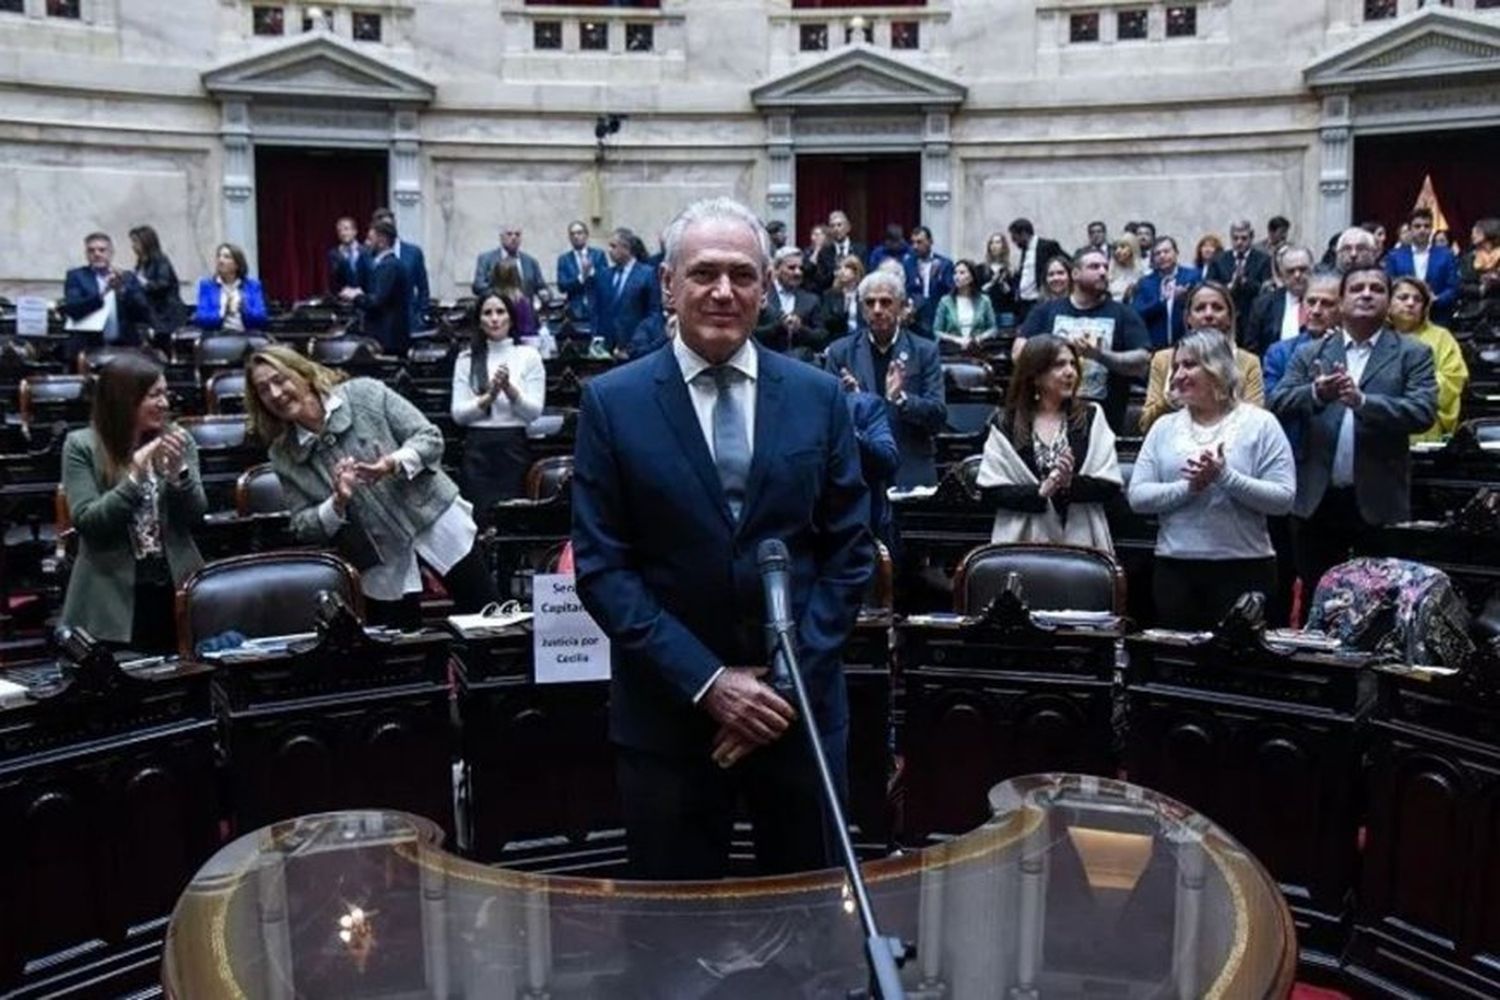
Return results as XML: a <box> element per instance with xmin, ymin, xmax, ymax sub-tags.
<box><xmin>652</xmin><ymin>349</ymin><xmax>734</xmax><ymax>527</ymax></box>
<box><xmin>1359</xmin><ymin>329</ymin><xmax>1399</xmax><ymax>388</ymax></box>
<box><xmin>739</xmin><ymin>355</ymin><xmax>786</xmax><ymax>530</ymax></box>
<box><xmin>852</xmin><ymin>334</ymin><xmax>878</xmax><ymax>396</ymax></box>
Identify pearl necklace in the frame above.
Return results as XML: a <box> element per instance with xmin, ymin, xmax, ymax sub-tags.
<box><xmin>1183</xmin><ymin>406</ymin><xmax>1240</xmax><ymax>449</ymax></box>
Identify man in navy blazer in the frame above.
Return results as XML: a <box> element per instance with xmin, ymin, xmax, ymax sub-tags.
<box><xmin>823</xmin><ymin>269</ymin><xmax>947</xmax><ymax>488</ymax></box>
<box><xmin>342</xmin><ymin>219</ymin><xmax>410</xmax><ymax>355</ymax></box>
<box><xmin>572</xmin><ymin>198</ymin><xmax>873</xmax><ymax>880</ymax></box>
<box><xmin>555</xmin><ymin>220</ymin><xmax>609</xmax><ymax>335</ymax></box>
<box><xmin>589</xmin><ymin>227</ymin><xmax>657</xmax><ymax>353</ymax></box>
<box><xmin>326</xmin><ymin>216</ymin><xmax>366</xmax><ymax>297</ymax></box>
<box><xmin>1385</xmin><ymin>207</ymin><xmax>1460</xmax><ymax>324</ymax></box>
<box><xmin>905</xmin><ymin>225</ymin><xmax>955</xmax><ymax>336</ymax></box>
<box><xmin>1270</xmin><ymin>265</ymin><xmax>1436</xmax><ymax>593</ymax></box>
<box><xmin>1131</xmin><ymin>236</ymin><xmax>1202</xmax><ymax>348</ymax></box>
<box><xmin>1205</xmin><ymin>221</ymin><xmax>1274</xmax><ymax>342</ymax></box>
<box><xmin>366</xmin><ymin>209</ymin><xmax>429</xmax><ymax>335</ymax></box>
<box><xmin>60</xmin><ymin>231</ymin><xmax>148</xmax><ymax>358</ymax></box>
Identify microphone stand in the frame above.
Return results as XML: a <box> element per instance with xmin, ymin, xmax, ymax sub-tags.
<box><xmin>770</xmin><ymin>626</ymin><xmax>909</xmax><ymax>1000</ymax></box>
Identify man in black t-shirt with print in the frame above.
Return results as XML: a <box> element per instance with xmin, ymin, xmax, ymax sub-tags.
<box><xmin>1017</xmin><ymin>246</ymin><xmax>1151</xmax><ymax>434</ymax></box>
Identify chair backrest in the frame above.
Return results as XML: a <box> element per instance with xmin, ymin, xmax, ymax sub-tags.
<box><xmin>943</xmin><ymin>360</ymin><xmax>994</xmax><ymax>396</ymax></box>
<box><xmin>234</xmin><ymin>462</ymin><xmax>286</xmax><ymax>516</ymax></box>
<box><xmin>176</xmin><ymin>551</ymin><xmax>363</xmax><ymax>658</ymax></box>
<box><xmin>179</xmin><ymin>414</ymin><xmax>248</xmax><ymax>450</ymax></box>
<box><xmin>19</xmin><ymin>374</ymin><xmax>91</xmax><ymax>423</ymax></box>
<box><xmin>205</xmin><ymin>370</ymin><xmax>247</xmax><ymax>414</ymax></box>
<box><xmin>195</xmin><ymin>334</ymin><xmax>269</xmax><ymax>369</ymax></box>
<box><xmin>77</xmin><ymin>345</ymin><xmax>165</xmax><ymax>376</ymax></box>
<box><xmin>953</xmin><ymin>542</ymin><xmax>1126</xmax><ymax>614</ymax></box>
<box><xmin>308</xmin><ymin>336</ymin><xmax>382</xmax><ymax>366</ymax></box>
<box><xmin>525</xmin><ymin>455</ymin><xmax>574</xmax><ymax>501</ymax></box>
<box><xmin>956</xmin><ymin>454</ymin><xmax>984</xmax><ymax>495</ymax></box>
<box><xmin>864</xmin><ymin>540</ymin><xmax>894</xmax><ymax>614</ymax></box>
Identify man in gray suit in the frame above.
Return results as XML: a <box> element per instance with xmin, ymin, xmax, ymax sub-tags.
<box><xmin>1270</xmin><ymin>265</ymin><xmax>1436</xmax><ymax>594</ymax></box>
<box><xmin>472</xmin><ymin>223</ymin><xmax>546</xmax><ymax>299</ymax></box>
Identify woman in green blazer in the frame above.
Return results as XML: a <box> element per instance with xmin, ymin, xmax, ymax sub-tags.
<box><xmin>933</xmin><ymin>259</ymin><xmax>999</xmax><ymax>352</ymax></box>
<box><xmin>61</xmin><ymin>352</ymin><xmax>206</xmax><ymax>651</ymax></box>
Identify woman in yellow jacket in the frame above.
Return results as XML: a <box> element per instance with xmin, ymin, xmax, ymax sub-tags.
<box><xmin>1390</xmin><ymin>276</ymin><xmax>1468</xmax><ymax>443</ymax></box>
<box><xmin>1138</xmin><ymin>281</ymin><xmax>1264</xmax><ymax>434</ymax></box>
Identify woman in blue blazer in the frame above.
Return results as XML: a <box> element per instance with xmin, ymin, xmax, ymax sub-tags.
<box><xmin>193</xmin><ymin>243</ymin><xmax>268</xmax><ymax>333</ymax></box>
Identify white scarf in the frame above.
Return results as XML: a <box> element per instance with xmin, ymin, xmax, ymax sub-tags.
<box><xmin>976</xmin><ymin>402</ymin><xmax>1121</xmax><ymax>553</ymax></box>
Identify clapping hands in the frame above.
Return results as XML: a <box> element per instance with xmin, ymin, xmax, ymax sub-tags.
<box><xmin>1038</xmin><ymin>448</ymin><xmax>1075</xmax><ymax>499</ymax></box>
<box><xmin>130</xmin><ymin>429</ymin><xmax>189</xmax><ymax>481</ymax></box>
<box><xmin>1183</xmin><ymin>443</ymin><xmax>1225</xmax><ymax>492</ymax></box>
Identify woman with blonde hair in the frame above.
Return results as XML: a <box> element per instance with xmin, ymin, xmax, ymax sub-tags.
<box><xmin>820</xmin><ymin>252</ymin><xmax>866</xmax><ymax>339</ymax></box>
<box><xmin>979</xmin><ymin>231</ymin><xmax>1015</xmax><ymax>317</ymax></box>
<box><xmin>246</xmin><ymin>345</ymin><xmax>498</xmax><ymax>628</ymax></box>
<box><xmin>1138</xmin><ymin>281</ymin><xmax>1264</xmax><ymax>433</ymax></box>
<box><xmin>1389</xmin><ymin>276</ymin><xmax>1468</xmax><ymax>443</ymax></box>
<box><xmin>1108</xmin><ymin>236</ymin><xmax>1145</xmax><ymax>301</ymax></box>
<box><xmin>1128</xmin><ymin>330</ymin><xmax>1295</xmax><ymax>629</ymax></box>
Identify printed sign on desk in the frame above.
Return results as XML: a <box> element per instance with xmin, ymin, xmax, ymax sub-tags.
<box><xmin>16</xmin><ymin>297</ymin><xmax>50</xmax><ymax>337</ymax></box>
<box><xmin>532</xmin><ymin>574</ymin><xmax>611</xmax><ymax>684</ymax></box>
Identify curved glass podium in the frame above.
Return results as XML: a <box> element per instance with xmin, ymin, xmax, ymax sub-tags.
<box><xmin>163</xmin><ymin>774</ymin><xmax>1295</xmax><ymax>998</ymax></box>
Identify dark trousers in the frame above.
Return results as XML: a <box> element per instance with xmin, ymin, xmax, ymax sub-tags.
<box><xmin>615</xmin><ymin>724</ymin><xmax>847</xmax><ymax>881</ymax></box>
<box><xmin>1292</xmin><ymin>487</ymin><xmax>1377</xmax><ymax>600</ymax></box>
<box><xmin>1152</xmin><ymin>555</ymin><xmax>1277</xmax><ymax>631</ymax></box>
<box><xmin>127</xmin><ymin>556</ymin><xmax>178</xmax><ymax>655</ymax></box>
<box><xmin>364</xmin><ymin>540</ymin><xmax>499</xmax><ymax>631</ymax></box>
<box><xmin>460</xmin><ymin>427</ymin><xmax>531</xmax><ymax>529</ymax></box>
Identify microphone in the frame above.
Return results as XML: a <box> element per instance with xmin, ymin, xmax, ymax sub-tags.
<box><xmin>756</xmin><ymin>537</ymin><xmax>794</xmax><ymax>695</ymax></box>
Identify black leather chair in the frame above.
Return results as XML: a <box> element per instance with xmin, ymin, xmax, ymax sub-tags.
<box><xmin>234</xmin><ymin>463</ymin><xmax>286</xmax><ymax>516</ymax></box>
<box><xmin>18</xmin><ymin>374</ymin><xmax>92</xmax><ymax>426</ymax></box>
<box><xmin>195</xmin><ymin>334</ymin><xmax>270</xmax><ymax>370</ymax></box>
<box><xmin>309</xmin><ymin>336</ymin><xmax>383</xmax><ymax>366</ymax></box>
<box><xmin>955</xmin><ymin>454</ymin><xmax>983</xmax><ymax>495</ymax></box>
<box><xmin>942</xmin><ymin>359</ymin><xmax>994</xmax><ymax>397</ymax></box>
<box><xmin>525</xmin><ymin>455</ymin><xmax>574</xmax><ymax>501</ymax></box>
<box><xmin>953</xmin><ymin>542</ymin><xmax>1126</xmax><ymax>614</ymax></box>
<box><xmin>205</xmin><ymin>370</ymin><xmax>247</xmax><ymax>414</ymax></box>
<box><xmin>179</xmin><ymin>414</ymin><xmax>249</xmax><ymax>450</ymax></box>
<box><xmin>175</xmin><ymin>551</ymin><xmax>363</xmax><ymax>658</ymax></box>
<box><xmin>77</xmin><ymin>345</ymin><xmax>166</xmax><ymax>376</ymax></box>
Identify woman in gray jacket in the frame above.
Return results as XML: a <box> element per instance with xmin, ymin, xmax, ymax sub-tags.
<box><xmin>245</xmin><ymin>346</ymin><xmax>498</xmax><ymax>629</ymax></box>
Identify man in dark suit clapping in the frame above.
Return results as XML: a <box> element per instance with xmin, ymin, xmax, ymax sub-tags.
<box><xmin>590</xmin><ymin>227</ymin><xmax>657</xmax><ymax>354</ymax></box>
<box><xmin>810</xmin><ymin>209</ymin><xmax>867</xmax><ymax>295</ymax></box>
<box><xmin>341</xmin><ymin>219</ymin><xmax>409</xmax><ymax>356</ymax></box>
<box><xmin>1206</xmin><ymin>220</ymin><xmax>1273</xmax><ymax>342</ymax></box>
<box><xmin>754</xmin><ymin>246</ymin><xmax>824</xmax><ymax>359</ymax></box>
<box><xmin>556</xmin><ymin>220</ymin><xmax>609</xmax><ymax>335</ymax></box>
<box><xmin>1270</xmin><ymin>265</ymin><xmax>1436</xmax><ymax>594</ymax></box>
<box><xmin>60</xmin><ymin>231</ymin><xmax>149</xmax><ymax>359</ymax></box>
<box><xmin>572</xmin><ymin>197</ymin><xmax>874</xmax><ymax>880</ymax></box>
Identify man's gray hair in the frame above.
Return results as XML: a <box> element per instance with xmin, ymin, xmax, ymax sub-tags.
<box><xmin>857</xmin><ymin>268</ymin><xmax>907</xmax><ymax>304</ymax></box>
<box><xmin>772</xmin><ymin>245</ymin><xmax>804</xmax><ymax>265</ymax></box>
<box><xmin>1278</xmin><ymin>244</ymin><xmax>1314</xmax><ymax>267</ymax></box>
<box><xmin>1230</xmin><ymin>219</ymin><xmax>1254</xmax><ymax>233</ymax></box>
<box><xmin>662</xmin><ymin>197</ymin><xmax>772</xmax><ymax>272</ymax></box>
<box><xmin>1336</xmin><ymin>226</ymin><xmax>1376</xmax><ymax>251</ymax></box>
<box><xmin>1174</xmin><ymin>331</ymin><xmax>1242</xmax><ymax>404</ymax></box>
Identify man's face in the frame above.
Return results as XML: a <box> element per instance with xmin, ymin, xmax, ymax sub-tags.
<box><xmin>828</xmin><ymin>214</ymin><xmax>850</xmax><ymax>241</ymax></box>
<box><xmin>1281</xmin><ymin>252</ymin><xmax>1313</xmax><ymax>297</ymax></box>
<box><xmin>1230</xmin><ymin>226</ymin><xmax>1253</xmax><ymax>253</ymax></box>
<box><xmin>767</xmin><ymin>225</ymin><xmax>787</xmax><ymax>250</ymax></box>
<box><xmin>1269</xmin><ymin>223</ymin><xmax>1289</xmax><ymax>245</ymax></box>
<box><xmin>501</xmin><ymin>227</ymin><xmax>522</xmax><ymax>253</ymax></box>
<box><xmin>1137</xmin><ymin>226</ymin><xmax>1156</xmax><ymax>252</ymax></box>
<box><xmin>1151</xmin><ymin>240</ymin><xmax>1178</xmax><ymax>272</ymax></box>
<box><xmin>861</xmin><ymin>285</ymin><xmax>901</xmax><ymax>341</ymax></box>
<box><xmin>669</xmin><ymin>218</ymin><xmax>767</xmax><ymax>364</ymax></box>
<box><xmin>85</xmin><ymin>238</ymin><xmax>113</xmax><ymax>270</ymax></box>
<box><xmin>1009</xmin><ymin>229</ymin><xmax>1030</xmax><ymax>250</ymax></box>
<box><xmin>774</xmin><ymin>253</ymin><xmax>804</xmax><ymax>289</ymax></box>
<box><xmin>606</xmin><ymin>236</ymin><xmax>631</xmax><ymax>266</ymax></box>
<box><xmin>911</xmin><ymin>230</ymin><xmax>932</xmax><ymax>257</ymax></box>
<box><xmin>1409</xmin><ymin>216</ymin><xmax>1433</xmax><ymax>249</ymax></box>
<box><xmin>1073</xmin><ymin>253</ymin><xmax>1108</xmax><ymax>295</ymax></box>
<box><xmin>568</xmin><ymin>224</ymin><xmax>589</xmax><ymax>251</ymax></box>
<box><xmin>1303</xmin><ymin>281</ymin><xmax>1341</xmax><ymax>334</ymax></box>
<box><xmin>336</xmin><ymin>219</ymin><xmax>357</xmax><ymax>244</ymax></box>
<box><xmin>1337</xmin><ymin>237</ymin><xmax>1377</xmax><ymax>272</ymax></box>
<box><xmin>1087</xmin><ymin>223</ymin><xmax>1106</xmax><ymax>246</ymax></box>
<box><xmin>1342</xmin><ymin>271</ymin><xmax>1390</xmax><ymax>326</ymax></box>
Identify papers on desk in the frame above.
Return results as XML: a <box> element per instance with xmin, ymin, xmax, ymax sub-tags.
<box><xmin>15</xmin><ymin>297</ymin><xmax>49</xmax><ymax>336</ymax></box>
<box><xmin>1410</xmin><ymin>441</ymin><xmax>1447</xmax><ymax>453</ymax></box>
<box><xmin>1263</xmin><ymin>629</ymin><xmax>1343</xmax><ymax>653</ymax></box>
<box><xmin>888</xmin><ymin>485</ymin><xmax>938</xmax><ymax>501</ymax></box>
<box><xmin>0</xmin><ymin>677</ymin><xmax>29</xmax><ymax>708</ymax></box>
<box><xmin>1031</xmin><ymin>610</ymin><xmax>1120</xmax><ymax>630</ymax></box>
<box><xmin>200</xmin><ymin>632</ymin><xmax>319</xmax><ymax>660</ymax></box>
<box><xmin>1137</xmin><ymin>628</ymin><xmax>1215</xmax><ymax>644</ymax></box>
<box><xmin>448</xmin><ymin>607</ymin><xmax>533</xmax><ymax>638</ymax></box>
<box><xmin>900</xmin><ymin>612</ymin><xmax>980</xmax><ymax>629</ymax></box>
<box><xmin>1375</xmin><ymin>662</ymin><xmax>1461</xmax><ymax>682</ymax></box>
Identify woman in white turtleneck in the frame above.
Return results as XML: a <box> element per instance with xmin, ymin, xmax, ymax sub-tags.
<box><xmin>450</xmin><ymin>293</ymin><xmax>546</xmax><ymax>526</ymax></box>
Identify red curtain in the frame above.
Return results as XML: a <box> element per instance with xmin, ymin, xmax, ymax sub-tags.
<box><xmin>254</xmin><ymin>148</ymin><xmax>388</xmax><ymax>305</ymax></box>
<box><xmin>795</xmin><ymin>153</ymin><xmax>922</xmax><ymax>250</ymax></box>
<box><xmin>1353</xmin><ymin>128</ymin><xmax>1500</xmax><ymax>252</ymax></box>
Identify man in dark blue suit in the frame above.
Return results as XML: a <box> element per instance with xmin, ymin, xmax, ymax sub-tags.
<box><xmin>590</xmin><ymin>227</ymin><xmax>657</xmax><ymax>353</ymax></box>
<box><xmin>60</xmin><ymin>231</ymin><xmax>148</xmax><ymax>358</ymax></box>
<box><xmin>326</xmin><ymin>216</ymin><xmax>367</xmax><ymax>298</ymax></box>
<box><xmin>906</xmin><ymin>225</ymin><xmax>954</xmax><ymax>337</ymax></box>
<box><xmin>1205</xmin><ymin>220</ymin><xmax>1273</xmax><ymax>342</ymax></box>
<box><xmin>341</xmin><ymin>219</ymin><xmax>410</xmax><ymax>355</ymax></box>
<box><xmin>572</xmin><ymin>198</ymin><xmax>874</xmax><ymax>880</ymax></box>
<box><xmin>1131</xmin><ymin>236</ymin><xmax>1201</xmax><ymax>348</ymax></box>
<box><xmin>367</xmin><ymin>208</ymin><xmax>429</xmax><ymax>335</ymax></box>
<box><xmin>555</xmin><ymin>220</ymin><xmax>609</xmax><ymax>336</ymax></box>
<box><xmin>1385</xmin><ymin>207</ymin><xmax>1460</xmax><ymax>324</ymax></box>
<box><xmin>823</xmin><ymin>269</ymin><xmax>947</xmax><ymax>488</ymax></box>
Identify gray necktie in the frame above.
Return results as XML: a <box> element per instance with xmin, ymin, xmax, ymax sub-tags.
<box><xmin>703</xmin><ymin>366</ymin><xmax>750</xmax><ymax>519</ymax></box>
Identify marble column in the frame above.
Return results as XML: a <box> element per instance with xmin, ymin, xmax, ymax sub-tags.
<box><xmin>921</xmin><ymin>109</ymin><xmax>954</xmax><ymax>253</ymax></box>
<box><xmin>765</xmin><ymin>113</ymin><xmax>794</xmax><ymax>230</ymax></box>
<box><xmin>391</xmin><ymin>110</ymin><xmax>424</xmax><ymax>244</ymax></box>
<box><xmin>220</xmin><ymin>99</ymin><xmax>258</xmax><ymax>275</ymax></box>
<box><xmin>1317</xmin><ymin>94</ymin><xmax>1353</xmax><ymax>242</ymax></box>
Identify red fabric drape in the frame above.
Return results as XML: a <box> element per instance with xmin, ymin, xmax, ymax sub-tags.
<box><xmin>796</xmin><ymin>153</ymin><xmax>922</xmax><ymax>250</ymax></box>
<box><xmin>254</xmin><ymin>148</ymin><xmax>388</xmax><ymax>306</ymax></box>
<box><xmin>1353</xmin><ymin>128</ymin><xmax>1500</xmax><ymax>252</ymax></box>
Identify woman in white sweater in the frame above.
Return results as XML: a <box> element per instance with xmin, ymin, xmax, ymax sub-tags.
<box><xmin>1127</xmin><ymin>330</ymin><xmax>1295</xmax><ymax>630</ymax></box>
<box><xmin>451</xmin><ymin>293</ymin><xmax>546</xmax><ymax>525</ymax></box>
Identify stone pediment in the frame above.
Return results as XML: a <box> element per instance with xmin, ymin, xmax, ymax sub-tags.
<box><xmin>1306</xmin><ymin>8</ymin><xmax>1500</xmax><ymax>91</ymax></box>
<box><xmin>203</xmin><ymin>31</ymin><xmax>434</xmax><ymax>106</ymax></box>
<box><xmin>752</xmin><ymin>47</ymin><xmax>965</xmax><ymax>110</ymax></box>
